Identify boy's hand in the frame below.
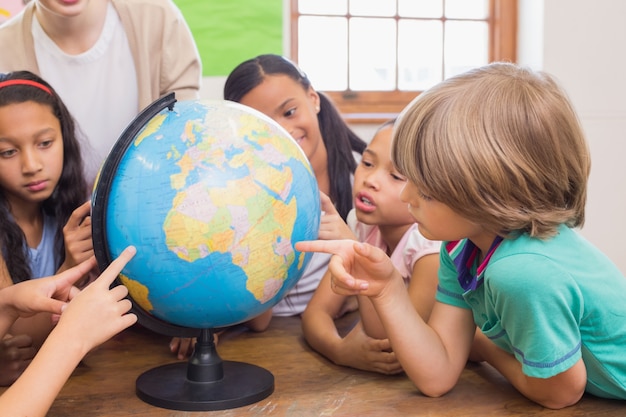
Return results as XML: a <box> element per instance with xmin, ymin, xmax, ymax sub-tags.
<box><xmin>295</xmin><ymin>240</ymin><xmax>398</xmax><ymax>298</ymax></box>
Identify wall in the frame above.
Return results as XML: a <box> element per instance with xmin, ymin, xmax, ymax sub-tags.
<box><xmin>527</xmin><ymin>0</ymin><xmax>626</xmax><ymax>273</ymax></box>
<box><xmin>202</xmin><ymin>0</ymin><xmax>626</xmax><ymax>273</ymax></box>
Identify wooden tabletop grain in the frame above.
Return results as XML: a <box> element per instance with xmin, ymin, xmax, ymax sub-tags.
<box><xmin>12</xmin><ymin>313</ymin><xmax>624</xmax><ymax>417</ymax></box>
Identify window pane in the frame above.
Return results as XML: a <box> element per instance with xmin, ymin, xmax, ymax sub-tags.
<box><xmin>298</xmin><ymin>0</ymin><xmax>347</xmax><ymax>15</ymax></box>
<box><xmin>398</xmin><ymin>0</ymin><xmax>443</xmax><ymax>18</ymax></box>
<box><xmin>349</xmin><ymin>0</ymin><xmax>395</xmax><ymax>17</ymax></box>
<box><xmin>398</xmin><ymin>20</ymin><xmax>443</xmax><ymax>91</ymax></box>
<box><xmin>349</xmin><ymin>18</ymin><xmax>397</xmax><ymax>90</ymax></box>
<box><xmin>298</xmin><ymin>17</ymin><xmax>348</xmax><ymax>90</ymax></box>
<box><xmin>445</xmin><ymin>0</ymin><xmax>489</xmax><ymax>19</ymax></box>
<box><xmin>444</xmin><ymin>21</ymin><xmax>488</xmax><ymax>79</ymax></box>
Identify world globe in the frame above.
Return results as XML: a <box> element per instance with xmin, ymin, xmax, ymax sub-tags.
<box><xmin>91</xmin><ymin>94</ymin><xmax>320</xmax><ymax>411</ymax></box>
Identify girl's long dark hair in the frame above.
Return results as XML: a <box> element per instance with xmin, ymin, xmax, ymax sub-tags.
<box><xmin>224</xmin><ymin>54</ymin><xmax>366</xmax><ymax>220</ymax></box>
<box><xmin>0</xmin><ymin>71</ymin><xmax>87</xmax><ymax>283</ymax></box>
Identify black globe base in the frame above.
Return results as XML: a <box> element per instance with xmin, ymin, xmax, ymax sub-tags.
<box><xmin>135</xmin><ymin>328</ymin><xmax>274</xmax><ymax>411</ymax></box>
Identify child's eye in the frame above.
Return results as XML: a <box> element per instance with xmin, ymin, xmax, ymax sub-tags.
<box><xmin>391</xmin><ymin>173</ymin><xmax>407</xmax><ymax>181</ymax></box>
<box><xmin>0</xmin><ymin>149</ymin><xmax>16</xmax><ymax>158</ymax></box>
<box><xmin>361</xmin><ymin>160</ymin><xmax>373</xmax><ymax>168</ymax></box>
<box><xmin>284</xmin><ymin>108</ymin><xmax>296</xmax><ymax>117</ymax></box>
<box><xmin>419</xmin><ymin>190</ymin><xmax>433</xmax><ymax>201</ymax></box>
<box><xmin>39</xmin><ymin>140</ymin><xmax>54</xmax><ymax>148</ymax></box>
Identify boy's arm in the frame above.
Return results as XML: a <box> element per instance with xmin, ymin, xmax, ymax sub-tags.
<box><xmin>297</xmin><ymin>239</ymin><xmax>477</xmax><ymax>395</ymax></box>
<box><xmin>474</xmin><ymin>332</ymin><xmax>586</xmax><ymax>409</ymax></box>
<box><xmin>362</xmin><ymin>252</ymin><xmax>439</xmax><ymax>339</ymax></box>
<box><xmin>406</xmin><ymin>253</ymin><xmax>439</xmax><ymax>323</ymax></box>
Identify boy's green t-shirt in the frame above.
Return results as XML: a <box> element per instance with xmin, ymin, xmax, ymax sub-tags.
<box><xmin>437</xmin><ymin>225</ymin><xmax>626</xmax><ymax>400</ymax></box>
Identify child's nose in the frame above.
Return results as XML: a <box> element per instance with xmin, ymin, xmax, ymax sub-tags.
<box><xmin>21</xmin><ymin>150</ymin><xmax>42</xmax><ymax>173</ymax></box>
<box><xmin>363</xmin><ymin>171</ymin><xmax>381</xmax><ymax>189</ymax></box>
<box><xmin>280</xmin><ymin>121</ymin><xmax>295</xmax><ymax>138</ymax></box>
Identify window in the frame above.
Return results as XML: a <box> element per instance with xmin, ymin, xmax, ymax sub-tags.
<box><xmin>291</xmin><ymin>0</ymin><xmax>517</xmax><ymax>122</ymax></box>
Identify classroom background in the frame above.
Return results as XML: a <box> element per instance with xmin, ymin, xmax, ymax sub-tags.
<box><xmin>198</xmin><ymin>0</ymin><xmax>626</xmax><ymax>276</ymax></box>
<box><xmin>1</xmin><ymin>0</ymin><xmax>624</xmax><ymax>276</ymax></box>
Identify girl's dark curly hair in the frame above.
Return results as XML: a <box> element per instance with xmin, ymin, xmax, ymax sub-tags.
<box><xmin>0</xmin><ymin>71</ymin><xmax>87</xmax><ymax>283</ymax></box>
<box><xmin>224</xmin><ymin>54</ymin><xmax>366</xmax><ymax>220</ymax></box>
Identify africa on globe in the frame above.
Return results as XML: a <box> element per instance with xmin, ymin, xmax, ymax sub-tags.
<box><xmin>92</xmin><ymin>96</ymin><xmax>320</xmax><ymax>330</ymax></box>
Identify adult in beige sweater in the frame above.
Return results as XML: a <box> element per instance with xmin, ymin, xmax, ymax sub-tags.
<box><xmin>0</xmin><ymin>0</ymin><xmax>202</xmax><ymax>184</ymax></box>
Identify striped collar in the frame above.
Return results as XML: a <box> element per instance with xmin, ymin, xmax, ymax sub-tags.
<box><xmin>445</xmin><ymin>236</ymin><xmax>504</xmax><ymax>291</ymax></box>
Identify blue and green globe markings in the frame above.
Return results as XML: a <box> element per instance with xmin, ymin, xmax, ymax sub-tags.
<box><xmin>98</xmin><ymin>99</ymin><xmax>320</xmax><ymax>329</ymax></box>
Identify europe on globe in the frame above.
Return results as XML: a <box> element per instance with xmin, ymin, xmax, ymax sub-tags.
<box><xmin>92</xmin><ymin>96</ymin><xmax>320</xmax><ymax>331</ymax></box>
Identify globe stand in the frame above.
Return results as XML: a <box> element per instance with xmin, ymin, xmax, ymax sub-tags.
<box><xmin>135</xmin><ymin>328</ymin><xmax>274</xmax><ymax>411</ymax></box>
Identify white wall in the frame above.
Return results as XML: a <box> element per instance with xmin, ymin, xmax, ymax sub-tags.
<box><xmin>201</xmin><ymin>1</ymin><xmax>626</xmax><ymax>273</ymax></box>
<box><xmin>522</xmin><ymin>0</ymin><xmax>626</xmax><ymax>274</ymax></box>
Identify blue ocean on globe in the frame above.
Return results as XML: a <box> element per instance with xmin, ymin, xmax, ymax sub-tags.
<box><xmin>96</xmin><ymin>99</ymin><xmax>320</xmax><ymax>329</ymax></box>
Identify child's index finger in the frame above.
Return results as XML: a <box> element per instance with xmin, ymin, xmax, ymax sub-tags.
<box><xmin>98</xmin><ymin>246</ymin><xmax>137</xmax><ymax>287</ymax></box>
<box><xmin>295</xmin><ymin>239</ymin><xmax>337</xmax><ymax>254</ymax></box>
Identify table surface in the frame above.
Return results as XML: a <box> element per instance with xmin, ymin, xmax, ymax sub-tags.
<box><xmin>15</xmin><ymin>314</ymin><xmax>625</xmax><ymax>416</ymax></box>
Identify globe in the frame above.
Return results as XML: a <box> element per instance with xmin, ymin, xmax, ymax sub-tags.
<box><xmin>90</xmin><ymin>94</ymin><xmax>320</xmax><ymax>411</ymax></box>
<box><xmin>92</xmin><ymin>95</ymin><xmax>320</xmax><ymax>330</ymax></box>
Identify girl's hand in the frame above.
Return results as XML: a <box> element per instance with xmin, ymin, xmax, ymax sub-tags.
<box><xmin>170</xmin><ymin>337</ymin><xmax>196</xmax><ymax>360</ymax></box>
<box><xmin>170</xmin><ymin>333</ymin><xmax>220</xmax><ymax>360</ymax></box>
<box><xmin>61</xmin><ymin>201</ymin><xmax>94</xmax><ymax>271</ymax></box>
<box><xmin>0</xmin><ymin>334</ymin><xmax>35</xmax><ymax>386</ymax></box>
<box><xmin>53</xmin><ymin>247</ymin><xmax>137</xmax><ymax>355</ymax></box>
<box><xmin>337</xmin><ymin>322</ymin><xmax>403</xmax><ymax>375</ymax></box>
<box><xmin>0</xmin><ymin>257</ymin><xmax>97</xmax><ymax>322</ymax></box>
<box><xmin>295</xmin><ymin>240</ymin><xmax>399</xmax><ymax>299</ymax></box>
<box><xmin>318</xmin><ymin>192</ymin><xmax>356</xmax><ymax>241</ymax></box>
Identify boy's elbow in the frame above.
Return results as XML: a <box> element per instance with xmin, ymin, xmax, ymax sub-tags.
<box><xmin>534</xmin><ymin>388</ymin><xmax>584</xmax><ymax>410</ymax></box>
<box><xmin>413</xmin><ymin>378</ymin><xmax>456</xmax><ymax>399</ymax></box>
<box><xmin>418</xmin><ymin>386</ymin><xmax>453</xmax><ymax>399</ymax></box>
<box><xmin>529</xmin><ymin>361</ymin><xmax>586</xmax><ymax>409</ymax></box>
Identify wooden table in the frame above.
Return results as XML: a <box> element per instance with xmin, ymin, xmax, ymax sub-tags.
<box><xmin>25</xmin><ymin>314</ymin><xmax>625</xmax><ymax>416</ymax></box>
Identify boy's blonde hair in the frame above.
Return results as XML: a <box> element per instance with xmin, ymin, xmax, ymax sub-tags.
<box><xmin>392</xmin><ymin>62</ymin><xmax>590</xmax><ymax>238</ymax></box>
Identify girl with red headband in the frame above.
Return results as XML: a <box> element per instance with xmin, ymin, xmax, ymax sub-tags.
<box><xmin>0</xmin><ymin>71</ymin><xmax>93</xmax><ymax>386</ymax></box>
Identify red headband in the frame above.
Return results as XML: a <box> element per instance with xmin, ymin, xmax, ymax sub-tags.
<box><xmin>0</xmin><ymin>79</ymin><xmax>52</xmax><ymax>95</ymax></box>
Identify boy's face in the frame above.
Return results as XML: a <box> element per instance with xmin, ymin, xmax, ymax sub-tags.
<box><xmin>353</xmin><ymin>125</ymin><xmax>415</xmax><ymax>227</ymax></box>
<box><xmin>400</xmin><ymin>181</ymin><xmax>488</xmax><ymax>245</ymax></box>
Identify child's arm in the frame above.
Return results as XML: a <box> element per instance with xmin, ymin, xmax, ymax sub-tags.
<box><xmin>472</xmin><ymin>330</ymin><xmax>586</xmax><ymax>408</ymax></box>
<box><xmin>0</xmin><ymin>255</ymin><xmax>52</xmax><ymax>385</ymax></box>
<box><xmin>245</xmin><ymin>310</ymin><xmax>273</xmax><ymax>331</ymax></box>
<box><xmin>296</xmin><ymin>239</ymin><xmax>476</xmax><ymax>396</ymax></box>
<box><xmin>360</xmin><ymin>253</ymin><xmax>439</xmax><ymax>339</ymax></box>
<box><xmin>302</xmin><ymin>270</ymin><xmax>402</xmax><ymax>374</ymax></box>
<box><xmin>406</xmin><ymin>253</ymin><xmax>439</xmax><ymax>323</ymax></box>
<box><xmin>0</xmin><ymin>248</ymin><xmax>137</xmax><ymax>417</ymax></box>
